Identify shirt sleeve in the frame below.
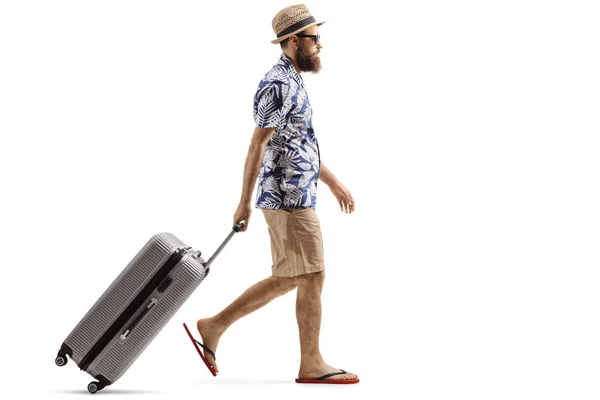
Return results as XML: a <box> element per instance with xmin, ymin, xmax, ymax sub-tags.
<box><xmin>254</xmin><ymin>80</ymin><xmax>288</xmax><ymax>129</ymax></box>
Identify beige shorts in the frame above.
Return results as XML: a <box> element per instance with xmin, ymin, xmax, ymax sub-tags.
<box><xmin>261</xmin><ymin>207</ymin><xmax>325</xmax><ymax>278</ymax></box>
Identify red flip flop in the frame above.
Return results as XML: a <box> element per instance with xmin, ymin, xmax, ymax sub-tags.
<box><xmin>295</xmin><ymin>370</ymin><xmax>359</xmax><ymax>384</ymax></box>
<box><xmin>182</xmin><ymin>322</ymin><xmax>217</xmax><ymax>377</ymax></box>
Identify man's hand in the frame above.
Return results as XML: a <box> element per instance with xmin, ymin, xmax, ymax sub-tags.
<box><xmin>330</xmin><ymin>181</ymin><xmax>355</xmax><ymax>214</ymax></box>
<box><xmin>234</xmin><ymin>202</ymin><xmax>252</xmax><ymax>232</ymax></box>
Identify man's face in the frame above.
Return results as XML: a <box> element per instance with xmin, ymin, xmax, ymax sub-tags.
<box><xmin>293</xmin><ymin>25</ymin><xmax>322</xmax><ymax>73</ymax></box>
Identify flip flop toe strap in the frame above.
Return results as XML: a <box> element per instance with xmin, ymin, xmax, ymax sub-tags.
<box><xmin>195</xmin><ymin>340</ymin><xmax>216</xmax><ymax>360</ymax></box>
<box><xmin>315</xmin><ymin>370</ymin><xmax>347</xmax><ymax>380</ymax></box>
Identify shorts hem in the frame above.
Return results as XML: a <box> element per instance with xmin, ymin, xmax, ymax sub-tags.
<box><xmin>272</xmin><ymin>264</ymin><xmax>325</xmax><ymax>278</ymax></box>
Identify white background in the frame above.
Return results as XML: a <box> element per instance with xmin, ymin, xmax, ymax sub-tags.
<box><xmin>1</xmin><ymin>1</ymin><xmax>599</xmax><ymax>399</ymax></box>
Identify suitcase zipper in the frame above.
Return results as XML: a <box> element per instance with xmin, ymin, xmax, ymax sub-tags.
<box><xmin>79</xmin><ymin>246</ymin><xmax>191</xmax><ymax>371</ymax></box>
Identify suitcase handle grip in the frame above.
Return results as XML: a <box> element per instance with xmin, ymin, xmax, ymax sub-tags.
<box><xmin>233</xmin><ymin>222</ymin><xmax>244</xmax><ymax>232</ymax></box>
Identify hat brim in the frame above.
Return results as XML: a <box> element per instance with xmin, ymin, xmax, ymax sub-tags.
<box><xmin>271</xmin><ymin>21</ymin><xmax>325</xmax><ymax>44</ymax></box>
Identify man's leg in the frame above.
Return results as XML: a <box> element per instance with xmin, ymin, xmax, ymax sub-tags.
<box><xmin>196</xmin><ymin>275</ymin><xmax>297</xmax><ymax>372</ymax></box>
<box><xmin>296</xmin><ymin>271</ymin><xmax>357</xmax><ymax>381</ymax></box>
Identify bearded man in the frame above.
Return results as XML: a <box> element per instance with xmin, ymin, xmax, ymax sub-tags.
<box><xmin>186</xmin><ymin>4</ymin><xmax>358</xmax><ymax>385</ymax></box>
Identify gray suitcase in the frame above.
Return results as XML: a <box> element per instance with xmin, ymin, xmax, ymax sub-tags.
<box><xmin>55</xmin><ymin>223</ymin><xmax>243</xmax><ymax>393</ymax></box>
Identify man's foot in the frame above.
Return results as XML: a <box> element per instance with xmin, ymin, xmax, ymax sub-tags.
<box><xmin>196</xmin><ymin>318</ymin><xmax>223</xmax><ymax>373</ymax></box>
<box><xmin>298</xmin><ymin>363</ymin><xmax>358</xmax><ymax>382</ymax></box>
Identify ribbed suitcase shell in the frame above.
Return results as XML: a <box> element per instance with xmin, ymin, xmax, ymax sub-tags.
<box><xmin>57</xmin><ymin>232</ymin><xmax>206</xmax><ymax>390</ymax></box>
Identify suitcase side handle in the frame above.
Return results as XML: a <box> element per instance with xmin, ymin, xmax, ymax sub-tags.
<box><xmin>203</xmin><ymin>222</ymin><xmax>244</xmax><ymax>272</ymax></box>
<box><xmin>120</xmin><ymin>297</ymin><xmax>158</xmax><ymax>340</ymax></box>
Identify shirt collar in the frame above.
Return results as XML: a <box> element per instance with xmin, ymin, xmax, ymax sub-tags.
<box><xmin>279</xmin><ymin>53</ymin><xmax>304</xmax><ymax>88</ymax></box>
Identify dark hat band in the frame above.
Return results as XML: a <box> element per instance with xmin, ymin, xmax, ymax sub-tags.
<box><xmin>277</xmin><ymin>16</ymin><xmax>316</xmax><ymax>38</ymax></box>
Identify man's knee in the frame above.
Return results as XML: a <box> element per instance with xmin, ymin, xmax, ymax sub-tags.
<box><xmin>296</xmin><ymin>270</ymin><xmax>325</xmax><ymax>288</ymax></box>
<box><xmin>272</xmin><ymin>276</ymin><xmax>298</xmax><ymax>293</ymax></box>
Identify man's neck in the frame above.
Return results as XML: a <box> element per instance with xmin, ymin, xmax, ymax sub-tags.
<box><xmin>283</xmin><ymin>52</ymin><xmax>301</xmax><ymax>74</ymax></box>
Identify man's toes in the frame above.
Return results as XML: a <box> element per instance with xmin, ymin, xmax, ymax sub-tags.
<box><xmin>207</xmin><ymin>356</ymin><xmax>218</xmax><ymax>372</ymax></box>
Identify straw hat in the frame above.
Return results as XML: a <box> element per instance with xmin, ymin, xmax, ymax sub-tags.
<box><xmin>270</xmin><ymin>4</ymin><xmax>325</xmax><ymax>44</ymax></box>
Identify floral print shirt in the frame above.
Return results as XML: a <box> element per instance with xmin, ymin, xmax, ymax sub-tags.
<box><xmin>253</xmin><ymin>53</ymin><xmax>321</xmax><ymax>210</ymax></box>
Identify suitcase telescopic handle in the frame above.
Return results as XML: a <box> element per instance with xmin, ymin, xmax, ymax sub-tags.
<box><xmin>203</xmin><ymin>222</ymin><xmax>244</xmax><ymax>270</ymax></box>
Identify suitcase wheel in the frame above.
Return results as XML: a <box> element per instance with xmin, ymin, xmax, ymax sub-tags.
<box><xmin>55</xmin><ymin>356</ymin><xmax>67</xmax><ymax>367</ymax></box>
<box><xmin>87</xmin><ymin>381</ymin><xmax>104</xmax><ymax>394</ymax></box>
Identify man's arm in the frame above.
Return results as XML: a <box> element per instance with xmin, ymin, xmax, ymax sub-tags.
<box><xmin>239</xmin><ymin>127</ymin><xmax>276</xmax><ymax>204</ymax></box>
<box><xmin>318</xmin><ymin>161</ymin><xmax>340</xmax><ymax>188</ymax></box>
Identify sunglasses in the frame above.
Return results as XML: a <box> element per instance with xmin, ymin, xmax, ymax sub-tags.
<box><xmin>295</xmin><ymin>34</ymin><xmax>320</xmax><ymax>45</ymax></box>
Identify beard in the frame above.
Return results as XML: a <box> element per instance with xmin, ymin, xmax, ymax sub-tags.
<box><xmin>296</xmin><ymin>40</ymin><xmax>321</xmax><ymax>73</ymax></box>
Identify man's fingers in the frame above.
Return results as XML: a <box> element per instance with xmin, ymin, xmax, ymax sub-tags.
<box><xmin>333</xmin><ymin>187</ymin><xmax>354</xmax><ymax>213</ymax></box>
<box><xmin>343</xmin><ymin>195</ymin><xmax>352</xmax><ymax>213</ymax></box>
<box><xmin>234</xmin><ymin>215</ymin><xmax>250</xmax><ymax>232</ymax></box>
